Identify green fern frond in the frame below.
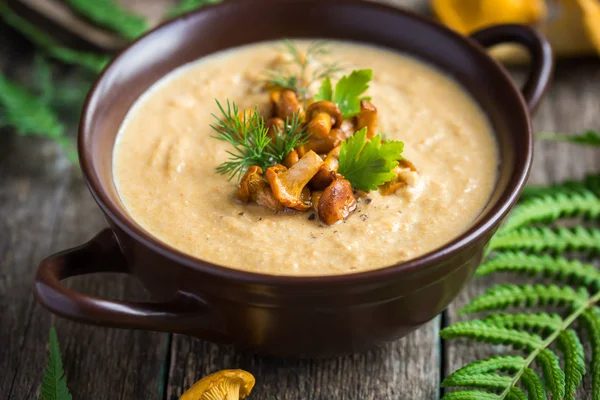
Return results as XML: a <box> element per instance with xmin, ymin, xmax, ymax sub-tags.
<box><xmin>0</xmin><ymin>3</ymin><xmax>109</xmax><ymax>73</ymax></box>
<box><xmin>65</xmin><ymin>0</ymin><xmax>147</xmax><ymax>39</ymax></box>
<box><xmin>167</xmin><ymin>0</ymin><xmax>223</xmax><ymax>18</ymax></box>
<box><xmin>488</xmin><ymin>226</ymin><xmax>600</xmax><ymax>254</ymax></box>
<box><xmin>499</xmin><ymin>190</ymin><xmax>600</xmax><ymax>234</ymax></box>
<box><xmin>506</xmin><ymin>387</ymin><xmax>528</xmax><ymax>400</ymax></box>
<box><xmin>537</xmin><ymin>130</ymin><xmax>600</xmax><ymax>147</ymax></box>
<box><xmin>476</xmin><ymin>252</ymin><xmax>600</xmax><ymax>290</ymax></box>
<box><xmin>519</xmin><ymin>174</ymin><xmax>600</xmax><ymax>201</ymax></box>
<box><xmin>482</xmin><ymin>313</ymin><xmax>562</xmax><ymax>334</ymax></box>
<box><xmin>557</xmin><ymin>329</ymin><xmax>585</xmax><ymax>400</ymax></box>
<box><xmin>440</xmin><ymin>321</ymin><xmax>544</xmax><ymax>349</ymax></box>
<box><xmin>460</xmin><ymin>284</ymin><xmax>589</xmax><ymax>315</ymax></box>
<box><xmin>444</xmin><ymin>356</ymin><xmax>525</xmax><ymax>381</ymax></box>
<box><xmin>441</xmin><ymin>390</ymin><xmax>500</xmax><ymax>400</ymax></box>
<box><xmin>520</xmin><ymin>368</ymin><xmax>547</xmax><ymax>400</ymax></box>
<box><xmin>0</xmin><ymin>72</ymin><xmax>64</xmax><ymax>138</ymax></box>
<box><xmin>580</xmin><ymin>307</ymin><xmax>600</xmax><ymax>399</ymax></box>
<box><xmin>40</xmin><ymin>327</ymin><xmax>72</xmax><ymax>400</ymax></box>
<box><xmin>442</xmin><ymin>373</ymin><xmax>512</xmax><ymax>390</ymax></box>
<box><xmin>534</xmin><ymin>349</ymin><xmax>565</xmax><ymax>399</ymax></box>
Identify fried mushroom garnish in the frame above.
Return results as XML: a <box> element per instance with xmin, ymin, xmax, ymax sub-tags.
<box><xmin>298</xmin><ymin>128</ymin><xmax>344</xmax><ymax>155</ymax></box>
<box><xmin>378</xmin><ymin>159</ymin><xmax>419</xmax><ymax>196</ymax></box>
<box><xmin>309</xmin><ymin>146</ymin><xmax>340</xmax><ymax>190</ymax></box>
<box><xmin>265</xmin><ymin>151</ymin><xmax>323</xmax><ymax>211</ymax></box>
<box><xmin>265</xmin><ymin>117</ymin><xmax>285</xmax><ymax>140</ymax></box>
<box><xmin>236</xmin><ymin>166</ymin><xmax>284</xmax><ymax>211</ymax></box>
<box><xmin>318</xmin><ymin>178</ymin><xmax>358</xmax><ymax>225</ymax></box>
<box><xmin>282</xmin><ymin>149</ymin><xmax>299</xmax><ymax>168</ymax></box>
<box><xmin>305</xmin><ymin>101</ymin><xmax>342</xmax><ymax>139</ymax></box>
<box><xmin>272</xmin><ymin>89</ymin><xmax>303</xmax><ymax>120</ymax></box>
<box><xmin>356</xmin><ymin>100</ymin><xmax>377</xmax><ymax>139</ymax></box>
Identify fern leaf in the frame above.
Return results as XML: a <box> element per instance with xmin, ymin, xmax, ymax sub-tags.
<box><xmin>460</xmin><ymin>284</ymin><xmax>589</xmax><ymax>315</ymax></box>
<box><xmin>488</xmin><ymin>226</ymin><xmax>600</xmax><ymax>254</ymax></box>
<box><xmin>65</xmin><ymin>0</ymin><xmax>147</xmax><ymax>39</ymax></box>
<box><xmin>520</xmin><ymin>368</ymin><xmax>547</xmax><ymax>400</ymax></box>
<box><xmin>534</xmin><ymin>349</ymin><xmax>565</xmax><ymax>399</ymax></box>
<box><xmin>557</xmin><ymin>329</ymin><xmax>585</xmax><ymax>400</ymax></box>
<box><xmin>167</xmin><ymin>0</ymin><xmax>223</xmax><ymax>18</ymax></box>
<box><xmin>0</xmin><ymin>72</ymin><xmax>64</xmax><ymax>138</ymax></box>
<box><xmin>520</xmin><ymin>174</ymin><xmax>600</xmax><ymax>200</ymax></box>
<box><xmin>506</xmin><ymin>387</ymin><xmax>528</xmax><ymax>400</ymax></box>
<box><xmin>476</xmin><ymin>252</ymin><xmax>600</xmax><ymax>290</ymax></box>
<box><xmin>537</xmin><ymin>130</ymin><xmax>600</xmax><ymax>147</ymax></box>
<box><xmin>499</xmin><ymin>190</ymin><xmax>600</xmax><ymax>234</ymax></box>
<box><xmin>444</xmin><ymin>356</ymin><xmax>525</xmax><ymax>380</ymax></box>
<box><xmin>482</xmin><ymin>313</ymin><xmax>562</xmax><ymax>334</ymax></box>
<box><xmin>40</xmin><ymin>327</ymin><xmax>72</xmax><ymax>400</ymax></box>
<box><xmin>442</xmin><ymin>373</ymin><xmax>512</xmax><ymax>390</ymax></box>
<box><xmin>440</xmin><ymin>321</ymin><xmax>543</xmax><ymax>349</ymax></box>
<box><xmin>0</xmin><ymin>3</ymin><xmax>109</xmax><ymax>73</ymax></box>
<box><xmin>441</xmin><ymin>390</ymin><xmax>500</xmax><ymax>400</ymax></box>
<box><xmin>580</xmin><ymin>307</ymin><xmax>600</xmax><ymax>399</ymax></box>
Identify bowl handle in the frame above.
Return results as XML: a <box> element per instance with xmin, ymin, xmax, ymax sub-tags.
<box><xmin>34</xmin><ymin>229</ymin><xmax>227</xmax><ymax>341</ymax></box>
<box><xmin>470</xmin><ymin>24</ymin><xmax>553</xmax><ymax>113</ymax></box>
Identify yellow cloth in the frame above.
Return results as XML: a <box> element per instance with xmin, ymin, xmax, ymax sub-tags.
<box><xmin>432</xmin><ymin>0</ymin><xmax>600</xmax><ymax>63</ymax></box>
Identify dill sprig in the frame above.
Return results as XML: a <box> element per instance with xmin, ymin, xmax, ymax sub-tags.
<box><xmin>264</xmin><ymin>40</ymin><xmax>343</xmax><ymax>102</ymax></box>
<box><xmin>211</xmin><ymin>100</ymin><xmax>308</xmax><ymax>181</ymax></box>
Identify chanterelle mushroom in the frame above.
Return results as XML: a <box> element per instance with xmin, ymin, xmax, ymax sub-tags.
<box><xmin>318</xmin><ymin>178</ymin><xmax>358</xmax><ymax>225</ymax></box>
<box><xmin>272</xmin><ymin>89</ymin><xmax>303</xmax><ymax>120</ymax></box>
<box><xmin>179</xmin><ymin>369</ymin><xmax>255</xmax><ymax>400</ymax></box>
<box><xmin>266</xmin><ymin>150</ymin><xmax>323</xmax><ymax>211</ymax></box>
<box><xmin>310</xmin><ymin>146</ymin><xmax>340</xmax><ymax>190</ymax></box>
<box><xmin>356</xmin><ymin>100</ymin><xmax>377</xmax><ymax>139</ymax></box>
<box><xmin>305</xmin><ymin>101</ymin><xmax>342</xmax><ymax>138</ymax></box>
<box><xmin>236</xmin><ymin>166</ymin><xmax>284</xmax><ymax>211</ymax></box>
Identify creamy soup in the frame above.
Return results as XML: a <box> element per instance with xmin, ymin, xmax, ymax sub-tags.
<box><xmin>114</xmin><ymin>40</ymin><xmax>498</xmax><ymax>276</ymax></box>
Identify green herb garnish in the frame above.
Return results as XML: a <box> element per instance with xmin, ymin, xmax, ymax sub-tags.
<box><xmin>65</xmin><ymin>0</ymin><xmax>147</xmax><ymax>40</ymax></box>
<box><xmin>537</xmin><ymin>130</ymin><xmax>600</xmax><ymax>147</ymax></box>
<box><xmin>338</xmin><ymin>127</ymin><xmax>404</xmax><ymax>191</ymax></box>
<box><xmin>40</xmin><ymin>327</ymin><xmax>73</xmax><ymax>400</ymax></box>
<box><xmin>211</xmin><ymin>100</ymin><xmax>308</xmax><ymax>181</ymax></box>
<box><xmin>264</xmin><ymin>40</ymin><xmax>343</xmax><ymax>102</ymax></box>
<box><xmin>314</xmin><ymin>69</ymin><xmax>372</xmax><ymax>118</ymax></box>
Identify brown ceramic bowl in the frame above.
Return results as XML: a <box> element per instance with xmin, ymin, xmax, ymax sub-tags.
<box><xmin>34</xmin><ymin>0</ymin><xmax>552</xmax><ymax>357</ymax></box>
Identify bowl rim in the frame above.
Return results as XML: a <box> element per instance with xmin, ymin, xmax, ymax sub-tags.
<box><xmin>79</xmin><ymin>0</ymin><xmax>533</xmax><ymax>286</ymax></box>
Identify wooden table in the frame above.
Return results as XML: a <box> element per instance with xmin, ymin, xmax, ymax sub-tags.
<box><xmin>1</xmin><ymin>1</ymin><xmax>599</xmax><ymax>399</ymax></box>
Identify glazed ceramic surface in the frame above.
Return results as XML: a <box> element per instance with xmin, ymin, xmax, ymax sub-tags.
<box><xmin>35</xmin><ymin>0</ymin><xmax>552</xmax><ymax>356</ymax></box>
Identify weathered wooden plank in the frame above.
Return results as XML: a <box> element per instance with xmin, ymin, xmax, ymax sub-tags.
<box><xmin>166</xmin><ymin>318</ymin><xmax>440</xmax><ymax>400</ymax></box>
<box><xmin>443</xmin><ymin>61</ymin><xmax>600</xmax><ymax>399</ymax></box>
<box><xmin>163</xmin><ymin>1</ymin><xmax>440</xmax><ymax>399</ymax></box>
<box><xmin>0</xmin><ymin>28</ymin><xmax>167</xmax><ymax>400</ymax></box>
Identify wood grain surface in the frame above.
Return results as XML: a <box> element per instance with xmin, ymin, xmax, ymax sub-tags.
<box><xmin>1</xmin><ymin>0</ymin><xmax>598</xmax><ymax>399</ymax></box>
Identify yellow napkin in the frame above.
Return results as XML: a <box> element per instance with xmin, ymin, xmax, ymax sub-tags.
<box><xmin>432</xmin><ymin>0</ymin><xmax>600</xmax><ymax>63</ymax></box>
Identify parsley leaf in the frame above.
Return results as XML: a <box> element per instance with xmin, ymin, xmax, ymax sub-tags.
<box><xmin>338</xmin><ymin>127</ymin><xmax>404</xmax><ymax>191</ymax></box>
<box><xmin>315</xmin><ymin>69</ymin><xmax>372</xmax><ymax>118</ymax></box>
<box><xmin>316</xmin><ymin>77</ymin><xmax>333</xmax><ymax>102</ymax></box>
<box><xmin>40</xmin><ymin>327</ymin><xmax>72</xmax><ymax>400</ymax></box>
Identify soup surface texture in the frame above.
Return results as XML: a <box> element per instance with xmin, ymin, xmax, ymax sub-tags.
<box><xmin>114</xmin><ymin>40</ymin><xmax>498</xmax><ymax>276</ymax></box>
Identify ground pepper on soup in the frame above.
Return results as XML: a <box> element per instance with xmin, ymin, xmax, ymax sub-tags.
<box><xmin>113</xmin><ymin>39</ymin><xmax>498</xmax><ymax>276</ymax></box>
